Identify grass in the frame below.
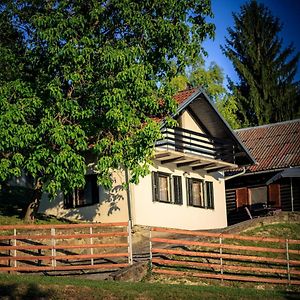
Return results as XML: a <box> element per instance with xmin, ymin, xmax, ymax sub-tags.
<box><xmin>0</xmin><ymin>213</ymin><xmax>76</xmax><ymax>226</ymax></box>
<box><xmin>242</xmin><ymin>222</ymin><xmax>300</xmax><ymax>240</ymax></box>
<box><xmin>0</xmin><ymin>185</ymin><xmax>76</xmax><ymax>226</ymax></box>
<box><xmin>0</xmin><ymin>273</ymin><xmax>299</xmax><ymax>300</ymax></box>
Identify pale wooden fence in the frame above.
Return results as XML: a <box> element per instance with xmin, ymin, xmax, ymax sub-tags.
<box><xmin>0</xmin><ymin>222</ymin><xmax>132</xmax><ymax>273</ymax></box>
<box><xmin>150</xmin><ymin>227</ymin><xmax>300</xmax><ymax>285</ymax></box>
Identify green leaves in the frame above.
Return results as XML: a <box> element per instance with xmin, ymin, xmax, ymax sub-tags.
<box><xmin>223</xmin><ymin>0</ymin><xmax>300</xmax><ymax>126</ymax></box>
<box><xmin>0</xmin><ymin>0</ymin><xmax>214</xmax><ymax>198</ymax></box>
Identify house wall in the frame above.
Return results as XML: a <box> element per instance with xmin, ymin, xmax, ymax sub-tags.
<box><xmin>132</xmin><ymin>163</ymin><xmax>227</xmax><ymax>230</ymax></box>
<box><xmin>39</xmin><ymin>169</ymin><xmax>129</xmax><ymax>223</ymax></box>
<box><xmin>178</xmin><ymin>110</ymin><xmax>205</xmax><ymax>134</ymax></box>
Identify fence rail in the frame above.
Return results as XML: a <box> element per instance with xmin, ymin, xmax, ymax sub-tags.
<box><xmin>0</xmin><ymin>221</ymin><xmax>132</xmax><ymax>274</ymax></box>
<box><xmin>150</xmin><ymin>227</ymin><xmax>300</xmax><ymax>285</ymax></box>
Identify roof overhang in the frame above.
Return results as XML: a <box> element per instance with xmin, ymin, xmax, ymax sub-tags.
<box><xmin>155</xmin><ymin>149</ymin><xmax>238</xmax><ymax>173</ymax></box>
<box><xmin>266</xmin><ymin>167</ymin><xmax>300</xmax><ymax>185</ymax></box>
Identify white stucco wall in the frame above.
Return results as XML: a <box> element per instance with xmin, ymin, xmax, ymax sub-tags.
<box><xmin>178</xmin><ymin>110</ymin><xmax>205</xmax><ymax>134</ymax></box>
<box><xmin>39</xmin><ymin>110</ymin><xmax>227</xmax><ymax>228</ymax></box>
<box><xmin>39</xmin><ymin>169</ymin><xmax>129</xmax><ymax>223</ymax></box>
<box><xmin>132</xmin><ymin>164</ymin><xmax>227</xmax><ymax>230</ymax></box>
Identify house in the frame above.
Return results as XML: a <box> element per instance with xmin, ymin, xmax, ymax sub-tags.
<box><xmin>39</xmin><ymin>88</ymin><xmax>254</xmax><ymax>230</ymax></box>
<box><xmin>225</xmin><ymin>119</ymin><xmax>300</xmax><ymax>225</ymax></box>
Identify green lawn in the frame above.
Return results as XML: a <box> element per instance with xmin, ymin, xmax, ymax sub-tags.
<box><xmin>0</xmin><ymin>273</ymin><xmax>299</xmax><ymax>300</ymax></box>
<box><xmin>242</xmin><ymin>222</ymin><xmax>300</xmax><ymax>240</ymax></box>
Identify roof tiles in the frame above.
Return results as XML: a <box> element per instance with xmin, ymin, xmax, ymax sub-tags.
<box><xmin>236</xmin><ymin>119</ymin><xmax>300</xmax><ymax>172</ymax></box>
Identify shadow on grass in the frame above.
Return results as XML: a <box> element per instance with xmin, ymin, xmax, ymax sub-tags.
<box><xmin>279</xmin><ymin>290</ymin><xmax>300</xmax><ymax>300</ymax></box>
<box><xmin>0</xmin><ymin>282</ymin><xmax>57</xmax><ymax>299</ymax></box>
<box><xmin>0</xmin><ymin>185</ymin><xmax>76</xmax><ymax>224</ymax></box>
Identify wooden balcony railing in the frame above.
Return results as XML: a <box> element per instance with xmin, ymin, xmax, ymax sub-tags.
<box><xmin>156</xmin><ymin>127</ymin><xmax>235</xmax><ymax>163</ymax></box>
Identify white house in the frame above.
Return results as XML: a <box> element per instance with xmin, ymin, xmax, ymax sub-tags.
<box><xmin>39</xmin><ymin>88</ymin><xmax>254</xmax><ymax>230</ymax></box>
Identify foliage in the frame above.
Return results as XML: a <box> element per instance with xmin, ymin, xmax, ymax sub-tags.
<box><xmin>170</xmin><ymin>59</ymin><xmax>241</xmax><ymax>129</ymax></box>
<box><xmin>0</xmin><ymin>0</ymin><xmax>215</xmax><ymax>202</ymax></box>
<box><xmin>222</xmin><ymin>0</ymin><xmax>300</xmax><ymax>127</ymax></box>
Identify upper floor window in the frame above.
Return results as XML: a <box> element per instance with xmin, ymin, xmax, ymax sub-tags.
<box><xmin>65</xmin><ymin>174</ymin><xmax>99</xmax><ymax>208</ymax></box>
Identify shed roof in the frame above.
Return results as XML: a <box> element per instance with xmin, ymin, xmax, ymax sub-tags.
<box><xmin>235</xmin><ymin>119</ymin><xmax>300</xmax><ymax>173</ymax></box>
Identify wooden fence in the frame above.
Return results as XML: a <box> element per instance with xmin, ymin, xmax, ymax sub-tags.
<box><xmin>0</xmin><ymin>221</ymin><xmax>132</xmax><ymax>273</ymax></box>
<box><xmin>150</xmin><ymin>227</ymin><xmax>300</xmax><ymax>285</ymax></box>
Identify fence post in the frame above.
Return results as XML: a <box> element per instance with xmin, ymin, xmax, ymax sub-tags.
<box><xmin>51</xmin><ymin>228</ymin><xmax>56</xmax><ymax>268</ymax></box>
<box><xmin>149</xmin><ymin>228</ymin><xmax>153</xmax><ymax>270</ymax></box>
<box><xmin>127</xmin><ymin>220</ymin><xmax>133</xmax><ymax>265</ymax></box>
<box><xmin>219</xmin><ymin>236</ymin><xmax>223</xmax><ymax>283</ymax></box>
<box><xmin>89</xmin><ymin>226</ymin><xmax>94</xmax><ymax>266</ymax></box>
<box><xmin>286</xmin><ymin>239</ymin><xmax>290</xmax><ymax>285</ymax></box>
<box><xmin>12</xmin><ymin>228</ymin><xmax>17</xmax><ymax>269</ymax></box>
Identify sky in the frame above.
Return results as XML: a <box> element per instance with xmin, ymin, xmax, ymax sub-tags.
<box><xmin>203</xmin><ymin>0</ymin><xmax>300</xmax><ymax>85</ymax></box>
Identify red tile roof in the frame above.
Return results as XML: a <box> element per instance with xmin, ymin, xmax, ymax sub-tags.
<box><xmin>152</xmin><ymin>88</ymin><xmax>198</xmax><ymax>123</ymax></box>
<box><xmin>173</xmin><ymin>88</ymin><xmax>198</xmax><ymax>106</ymax></box>
<box><xmin>235</xmin><ymin>119</ymin><xmax>300</xmax><ymax>172</ymax></box>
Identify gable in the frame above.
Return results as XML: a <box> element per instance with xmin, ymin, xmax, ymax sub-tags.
<box><xmin>176</xmin><ymin>110</ymin><xmax>207</xmax><ymax>135</ymax></box>
<box><xmin>171</xmin><ymin>88</ymin><xmax>255</xmax><ymax>166</ymax></box>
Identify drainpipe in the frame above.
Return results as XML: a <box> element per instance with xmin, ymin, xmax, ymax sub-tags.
<box><xmin>125</xmin><ymin>168</ymin><xmax>132</xmax><ymax>223</ymax></box>
<box><xmin>224</xmin><ymin>167</ymin><xmax>246</xmax><ymax>181</ymax></box>
<box><xmin>290</xmin><ymin>178</ymin><xmax>294</xmax><ymax>212</ymax></box>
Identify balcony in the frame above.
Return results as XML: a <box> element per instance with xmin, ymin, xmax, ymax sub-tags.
<box><xmin>155</xmin><ymin>127</ymin><xmax>237</xmax><ymax>172</ymax></box>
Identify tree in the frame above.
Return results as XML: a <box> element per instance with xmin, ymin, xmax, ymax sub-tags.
<box><xmin>0</xmin><ymin>0</ymin><xmax>214</xmax><ymax>222</ymax></box>
<box><xmin>170</xmin><ymin>59</ymin><xmax>241</xmax><ymax>129</ymax></box>
<box><xmin>222</xmin><ymin>0</ymin><xmax>300</xmax><ymax>127</ymax></box>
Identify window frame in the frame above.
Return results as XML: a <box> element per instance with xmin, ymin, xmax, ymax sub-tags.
<box><xmin>152</xmin><ymin>171</ymin><xmax>171</xmax><ymax>203</ymax></box>
<box><xmin>187</xmin><ymin>178</ymin><xmax>205</xmax><ymax>208</ymax></box>
<box><xmin>152</xmin><ymin>172</ymin><xmax>183</xmax><ymax>205</ymax></box>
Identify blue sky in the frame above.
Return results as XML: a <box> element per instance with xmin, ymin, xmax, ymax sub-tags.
<box><xmin>203</xmin><ymin>0</ymin><xmax>300</xmax><ymax>85</ymax></box>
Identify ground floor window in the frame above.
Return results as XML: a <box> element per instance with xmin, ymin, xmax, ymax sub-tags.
<box><xmin>187</xmin><ymin>178</ymin><xmax>214</xmax><ymax>209</ymax></box>
<box><xmin>152</xmin><ymin>172</ymin><xmax>170</xmax><ymax>203</ymax></box>
<box><xmin>187</xmin><ymin>178</ymin><xmax>205</xmax><ymax>207</ymax></box>
<box><xmin>152</xmin><ymin>172</ymin><xmax>183</xmax><ymax>204</ymax></box>
<box><xmin>65</xmin><ymin>174</ymin><xmax>100</xmax><ymax>208</ymax></box>
<box><xmin>249</xmin><ymin>186</ymin><xmax>267</xmax><ymax>205</ymax></box>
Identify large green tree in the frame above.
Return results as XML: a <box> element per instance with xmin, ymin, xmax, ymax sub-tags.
<box><xmin>222</xmin><ymin>0</ymin><xmax>300</xmax><ymax>126</ymax></box>
<box><xmin>0</xmin><ymin>0</ymin><xmax>214</xmax><ymax>221</ymax></box>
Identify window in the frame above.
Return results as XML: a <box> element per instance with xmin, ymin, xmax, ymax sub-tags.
<box><xmin>65</xmin><ymin>174</ymin><xmax>99</xmax><ymax>208</ymax></box>
<box><xmin>152</xmin><ymin>172</ymin><xmax>170</xmax><ymax>203</ymax></box>
<box><xmin>187</xmin><ymin>178</ymin><xmax>205</xmax><ymax>207</ymax></box>
<box><xmin>187</xmin><ymin>178</ymin><xmax>214</xmax><ymax>209</ymax></box>
<box><xmin>249</xmin><ymin>186</ymin><xmax>267</xmax><ymax>205</ymax></box>
<box><xmin>152</xmin><ymin>172</ymin><xmax>183</xmax><ymax>204</ymax></box>
<box><xmin>205</xmin><ymin>181</ymin><xmax>214</xmax><ymax>209</ymax></box>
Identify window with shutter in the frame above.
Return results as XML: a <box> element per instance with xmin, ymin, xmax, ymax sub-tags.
<box><xmin>64</xmin><ymin>174</ymin><xmax>100</xmax><ymax>208</ymax></box>
<box><xmin>152</xmin><ymin>172</ymin><xmax>171</xmax><ymax>203</ymax></box>
<box><xmin>187</xmin><ymin>178</ymin><xmax>204</xmax><ymax>207</ymax></box>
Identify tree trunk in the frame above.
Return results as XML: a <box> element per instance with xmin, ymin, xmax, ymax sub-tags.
<box><xmin>24</xmin><ymin>181</ymin><xmax>42</xmax><ymax>223</ymax></box>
